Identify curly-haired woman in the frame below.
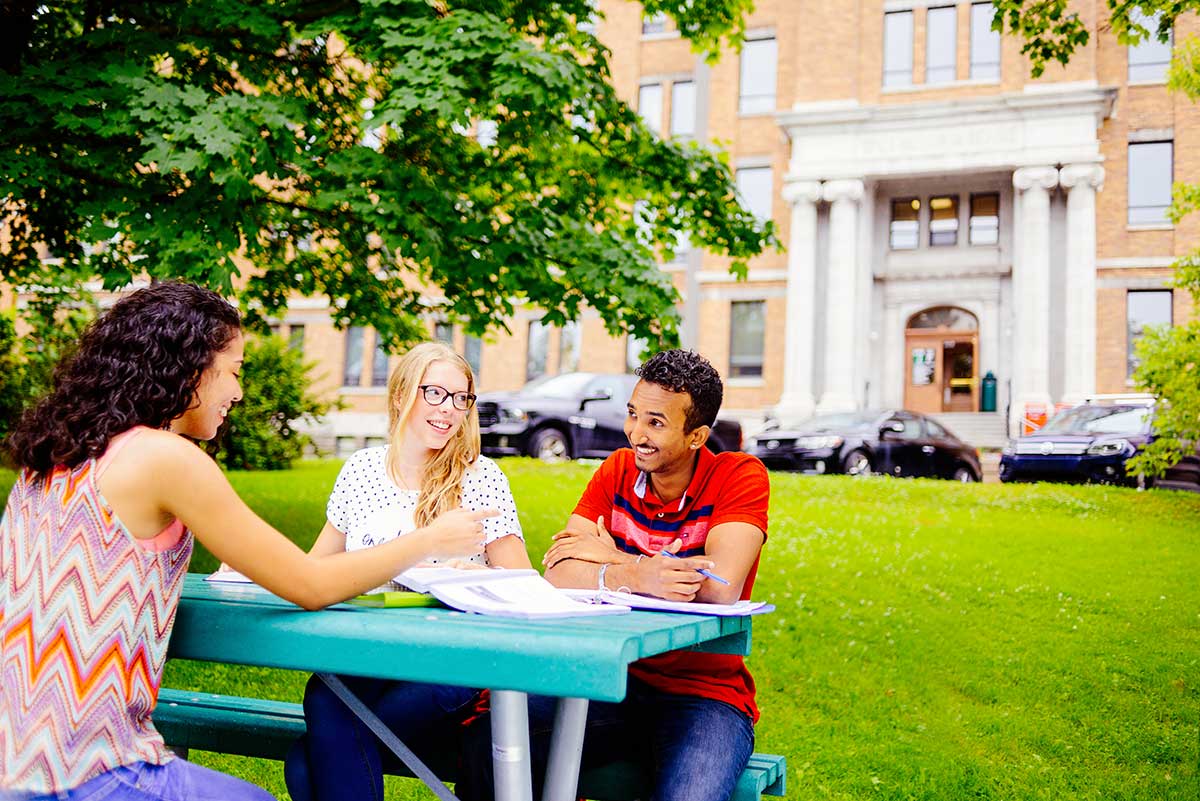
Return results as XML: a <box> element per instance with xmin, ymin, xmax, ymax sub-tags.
<box><xmin>0</xmin><ymin>283</ymin><xmax>490</xmax><ymax>801</ymax></box>
<box><xmin>282</xmin><ymin>342</ymin><xmax>531</xmax><ymax>801</ymax></box>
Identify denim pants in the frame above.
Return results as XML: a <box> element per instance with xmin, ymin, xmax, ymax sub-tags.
<box><xmin>456</xmin><ymin>677</ymin><xmax>755</xmax><ymax>801</ymax></box>
<box><xmin>0</xmin><ymin>759</ymin><xmax>274</xmax><ymax>801</ymax></box>
<box><xmin>283</xmin><ymin>674</ymin><xmax>479</xmax><ymax>801</ymax></box>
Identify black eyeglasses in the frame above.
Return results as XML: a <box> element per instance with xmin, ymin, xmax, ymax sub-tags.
<box><xmin>418</xmin><ymin>384</ymin><xmax>476</xmax><ymax>411</ymax></box>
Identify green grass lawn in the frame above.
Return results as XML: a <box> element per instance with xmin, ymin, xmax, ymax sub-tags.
<box><xmin>1</xmin><ymin>460</ymin><xmax>1197</xmax><ymax>800</ymax></box>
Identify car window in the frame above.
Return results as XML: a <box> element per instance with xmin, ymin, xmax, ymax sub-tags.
<box><xmin>925</xmin><ymin>419</ymin><xmax>949</xmax><ymax>438</ymax></box>
<box><xmin>886</xmin><ymin>417</ymin><xmax>923</xmax><ymax>440</ymax></box>
<box><xmin>1040</xmin><ymin>405</ymin><xmax>1151</xmax><ymax>435</ymax></box>
<box><xmin>584</xmin><ymin>376</ymin><xmax>621</xmax><ymax>401</ymax></box>
<box><xmin>522</xmin><ymin>373</ymin><xmax>595</xmax><ymax>399</ymax></box>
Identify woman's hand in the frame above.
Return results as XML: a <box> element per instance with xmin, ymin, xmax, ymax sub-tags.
<box><xmin>543</xmin><ymin>515</ymin><xmax>626</xmax><ymax>568</ymax></box>
<box><xmin>421</xmin><ymin>507</ymin><xmax>498</xmax><ymax>560</ymax></box>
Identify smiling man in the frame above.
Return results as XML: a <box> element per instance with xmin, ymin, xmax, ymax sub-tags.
<box><xmin>460</xmin><ymin>350</ymin><xmax>770</xmax><ymax>801</ymax></box>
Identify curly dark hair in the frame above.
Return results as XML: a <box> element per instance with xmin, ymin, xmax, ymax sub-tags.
<box><xmin>7</xmin><ymin>282</ymin><xmax>241</xmax><ymax>474</ymax></box>
<box><xmin>636</xmin><ymin>349</ymin><xmax>723</xmax><ymax>432</ymax></box>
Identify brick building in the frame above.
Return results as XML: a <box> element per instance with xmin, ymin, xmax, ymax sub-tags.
<box><xmin>14</xmin><ymin>3</ymin><xmax>1196</xmax><ymax>452</ymax></box>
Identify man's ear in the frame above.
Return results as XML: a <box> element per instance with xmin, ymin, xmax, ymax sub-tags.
<box><xmin>688</xmin><ymin>425</ymin><xmax>711</xmax><ymax>450</ymax></box>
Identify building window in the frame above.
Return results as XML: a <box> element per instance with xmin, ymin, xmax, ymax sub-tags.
<box><xmin>970</xmin><ymin>2</ymin><xmax>1001</xmax><ymax>80</ymax></box>
<box><xmin>638</xmin><ymin>83</ymin><xmax>663</xmax><ymax>135</ymax></box>
<box><xmin>342</xmin><ymin>327</ymin><xmax>365</xmax><ymax>387</ymax></box>
<box><xmin>929</xmin><ymin>195</ymin><xmax>959</xmax><ymax>246</ymax></box>
<box><xmin>739</xmin><ymin>36</ymin><xmax>777</xmax><ymax>114</ymax></box>
<box><xmin>1128</xmin><ymin>11</ymin><xmax>1172</xmax><ymax>82</ymax></box>
<box><xmin>969</xmin><ymin>193</ymin><xmax>999</xmax><ymax>245</ymax></box>
<box><xmin>670</xmin><ymin>80</ymin><xmax>696</xmax><ymax>138</ymax></box>
<box><xmin>434</xmin><ymin>321</ymin><xmax>454</xmax><ymax>344</ymax></box>
<box><xmin>889</xmin><ymin>198</ymin><xmax>920</xmax><ymax>249</ymax></box>
<box><xmin>735</xmin><ymin>166</ymin><xmax>773</xmax><ymax>223</ymax></box>
<box><xmin>626</xmin><ymin>335</ymin><xmax>648</xmax><ymax>373</ymax></box>
<box><xmin>642</xmin><ymin>11</ymin><xmax>667</xmax><ymax>35</ymax></box>
<box><xmin>883</xmin><ymin>11</ymin><xmax>914</xmax><ymax>88</ymax></box>
<box><xmin>287</xmin><ymin>324</ymin><xmax>305</xmax><ymax>353</ymax></box>
<box><xmin>371</xmin><ymin>333</ymin><xmax>389</xmax><ymax>387</ymax></box>
<box><xmin>926</xmin><ymin>6</ymin><xmax>957</xmax><ymax>84</ymax></box>
<box><xmin>1128</xmin><ymin>141</ymin><xmax>1173</xmax><ymax>225</ymax></box>
<box><xmin>335</xmin><ymin>436</ymin><xmax>359</xmax><ymax>459</ymax></box>
<box><xmin>526</xmin><ymin>320</ymin><xmax>549</xmax><ymax>382</ymax></box>
<box><xmin>464</xmin><ymin>335</ymin><xmax>483</xmax><ymax>379</ymax></box>
<box><xmin>1127</xmin><ymin>290</ymin><xmax>1172</xmax><ymax>378</ymax></box>
<box><xmin>559</xmin><ymin>321</ymin><xmax>582</xmax><ymax>374</ymax></box>
<box><xmin>729</xmin><ymin>301</ymin><xmax>766</xmax><ymax>379</ymax></box>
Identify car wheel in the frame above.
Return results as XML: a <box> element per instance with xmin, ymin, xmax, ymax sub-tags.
<box><xmin>953</xmin><ymin>465</ymin><xmax>978</xmax><ymax>483</ymax></box>
<box><xmin>843</xmin><ymin>449</ymin><xmax>874</xmax><ymax>477</ymax></box>
<box><xmin>529</xmin><ymin>428</ymin><xmax>569</xmax><ymax>463</ymax></box>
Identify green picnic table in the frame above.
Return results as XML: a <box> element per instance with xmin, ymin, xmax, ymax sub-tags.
<box><xmin>161</xmin><ymin>574</ymin><xmax>785</xmax><ymax>801</ymax></box>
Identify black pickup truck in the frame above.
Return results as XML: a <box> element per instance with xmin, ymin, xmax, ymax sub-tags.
<box><xmin>477</xmin><ymin>372</ymin><xmax>744</xmax><ymax>462</ymax></box>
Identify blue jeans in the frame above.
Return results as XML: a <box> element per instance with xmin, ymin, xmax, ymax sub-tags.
<box><xmin>283</xmin><ymin>674</ymin><xmax>479</xmax><ymax>801</ymax></box>
<box><xmin>457</xmin><ymin>677</ymin><xmax>755</xmax><ymax>801</ymax></box>
<box><xmin>0</xmin><ymin>759</ymin><xmax>274</xmax><ymax>801</ymax></box>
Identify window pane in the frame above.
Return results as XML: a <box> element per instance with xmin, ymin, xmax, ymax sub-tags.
<box><xmin>642</xmin><ymin>12</ymin><xmax>667</xmax><ymax>35</ymax></box>
<box><xmin>739</xmin><ymin>38</ymin><xmax>777</xmax><ymax>114</ymax></box>
<box><xmin>670</xmin><ymin>81</ymin><xmax>696</xmax><ymax>138</ymax></box>
<box><xmin>464</xmin><ymin>335</ymin><xmax>482</xmax><ymax>379</ymax></box>
<box><xmin>434</xmin><ymin>321</ymin><xmax>454</xmax><ymax>344</ymax></box>
<box><xmin>559</xmin><ymin>321</ymin><xmax>582</xmax><ymax>373</ymax></box>
<box><xmin>343</xmin><ymin>327</ymin><xmax>364</xmax><ymax>387</ymax></box>
<box><xmin>970</xmin><ymin>2</ymin><xmax>1001</xmax><ymax>79</ymax></box>
<box><xmin>884</xmin><ymin>11</ymin><xmax>914</xmax><ymax>87</ymax></box>
<box><xmin>526</xmin><ymin>320</ymin><xmax>549</xmax><ymax>382</ymax></box>
<box><xmin>1127</xmin><ymin>290</ymin><xmax>1172</xmax><ymax>378</ymax></box>
<box><xmin>969</xmin><ymin>192</ymin><xmax>999</xmax><ymax>245</ymax></box>
<box><xmin>1128</xmin><ymin>141</ymin><xmax>1173</xmax><ymax>225</ymax></box>
<box><xmin>890</xmin><ymin>198</ymin><xmax>920</xmax><ymax>249</ymax></box>
<box><xmin>926</xmin><ymin>6</ymin><xmax>957</xmax><ymax>84</ymax></box>
<box><xmin>638</xmin><ymin>84</ymin><xmax>663</xmax><ymax>135</ymax></box>
<box><xmin>288</xmin><ymin>324</ymin><xmax>305</xmax><ymax>353</ymax></box>
<box><xmin>929</xmin><ymin>195</ymin><xmax>959</xmax><ymax>246</ymax></box>
<box><xmin>371</xmin><ymin>333</ymin><xmax>389</xmax><ymax>387</ymax></box>
<box><xmin>736</xmin><ymin>167</ymin><xmax>773</xmax><ymax>223</ymax></box>
<box><xmin>730</xmin><ymin>301</ymin><xmax>766</xmax><ymax>378</ymax></box>
<box><xmin>1128</xmin><ymin>10</ymin><xmax>1172</xmax><ymax>82</ymax></box>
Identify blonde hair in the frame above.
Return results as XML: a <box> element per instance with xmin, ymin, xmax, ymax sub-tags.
<box><xmin>385</xmin><ymin>342</ymin><xmax>481</xmax><ymax>527</ymax></box>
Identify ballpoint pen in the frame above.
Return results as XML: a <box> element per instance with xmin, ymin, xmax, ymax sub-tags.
<box><xmin>658</xmin><ymin>549</ymin><xmax>730</xmax><ymax>585</ymax></box>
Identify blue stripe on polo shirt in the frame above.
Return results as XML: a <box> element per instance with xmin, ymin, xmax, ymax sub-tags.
<box><xmin>612</xmin><ymin>492</ymin><xmax>715</xmax><ymax>532</ymax></box>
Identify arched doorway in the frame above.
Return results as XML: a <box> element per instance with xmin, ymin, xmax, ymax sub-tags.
<box><xmin>904</xmin><ymin>306</ymin><xmax>979</xmax><ymax>413</ymax></box>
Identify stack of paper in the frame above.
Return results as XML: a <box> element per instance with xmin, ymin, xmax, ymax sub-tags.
<box><xmin>561</xmin><ymin>589</ymin><xmax>774</xmax><ymax>617</ymax></box>
<box><xmin>398</xmin><ymin>567</ymin><xmax>632</xmax><ymax>619</ymax></box>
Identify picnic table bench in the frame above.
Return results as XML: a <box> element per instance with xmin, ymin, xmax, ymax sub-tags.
<box><xmin>161</xmin><ymin>575</ymin><xmax>786</xmax><ymax>801</ymax></box>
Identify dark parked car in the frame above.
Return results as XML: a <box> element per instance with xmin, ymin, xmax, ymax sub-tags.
<box><xmin>748</xmin><ymin>409</ymin><xmax>982</xmax><ymax>481</ymax></box>
<box><xmin>477</xmin><ymin>372</ymin><xmax>744</xmax><ymax>462</ymax></box>
<box><xmin>999</xmin><ymin>398</ymin><xmax>1200</xmax><ymax>489</ymax></box>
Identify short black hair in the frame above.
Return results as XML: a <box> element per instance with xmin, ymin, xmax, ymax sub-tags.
<box><xmin>636</xmin><ymin>349</ymin><xmax>723</xmax><ymax>432</ymax></box>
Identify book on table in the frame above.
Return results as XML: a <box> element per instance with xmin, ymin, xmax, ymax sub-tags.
<box><xmin>561</xmin><ymin>589</ymin><xmax>774</xmax><ymax>617</ymax></box>
<box><xmin>395</xmin><ymin>567</ymin><xmax>632</xmax><ymax>619</ymax></box>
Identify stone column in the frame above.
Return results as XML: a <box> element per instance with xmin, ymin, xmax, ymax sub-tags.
<box><xmin>1010</xmin><ymin>166</ymin><xmax>1058</xmax><ymax>428</ymax></box>
<box><xmin>1059</xmin><ymin>163</ymin><xmax>1105</xmax><ymax>404</ymax></box>
<box><xmin>775</xmin><ymin>180</ymin><xmax>823</xmax><ymax>422</ymax></box>
<box><xmin>817</xmin><ymin>179</ymin><xmax>865</xmax><ymax>413</ymax></box>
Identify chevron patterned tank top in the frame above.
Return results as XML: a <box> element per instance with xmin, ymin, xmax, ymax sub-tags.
<box><xmin>0</xmin><ymin>427</ymin><xmax>193</xmax><ymax>792</ymax></box>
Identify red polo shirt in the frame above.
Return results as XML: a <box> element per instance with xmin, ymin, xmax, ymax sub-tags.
<box><xmin>573</xmin><ymin>447</ymin><xmax>770</xmax><ymax>721</ymax></box>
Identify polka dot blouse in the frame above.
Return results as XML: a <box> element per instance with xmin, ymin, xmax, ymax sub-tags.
<box><xmin>327</xmin><ymin>446</ymin><xmax>524</xmax><ymax>568</ymax></box>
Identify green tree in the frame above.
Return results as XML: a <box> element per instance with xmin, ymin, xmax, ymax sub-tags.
<box><xmin>0</xmin><ymin>0</ymin><xmax>773</xmax><ymax>351</ymax></box>
<box><xmin>994</xmin><ymin>1</ymin><xmax>1200</xmax><ymax>477</ymax></box>
<box><xmin>0</xmin><ymin>311</ymin><xmax>28</xmax><ymax>445</ymax></box>
<box><xmin>215</xmin><ymin>335</ymin><xmax>333</xmax><ymax>470</ymax></box>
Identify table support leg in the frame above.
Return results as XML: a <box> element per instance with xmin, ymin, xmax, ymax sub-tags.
<box><xmin>541</xmin><ymin>697</ymin><xmax>589</xmax><ymax>801</ymax></box>
<box><xmin>317</xmin><ymin>673</ymin><xmax>459</xmax><ymax>801</ymax></box>
<box><xmin>490</xmin><ymin>689</ymin><xmax>534</xmax><ymax>801</ymax></box>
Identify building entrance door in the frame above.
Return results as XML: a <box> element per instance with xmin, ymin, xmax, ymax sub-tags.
<box><xmin>903</xmin><ymin>307</ymin><xmax>979</xmax><ymax>413</ymax></box>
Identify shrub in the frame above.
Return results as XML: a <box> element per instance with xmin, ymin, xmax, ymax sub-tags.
<box><xmin>215</xmin><ymin>334</ymin><xmax>332</xmax><ymax>470</ymax></box>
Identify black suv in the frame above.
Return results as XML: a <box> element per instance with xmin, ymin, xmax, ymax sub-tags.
<box><xmin>477</xmin><ymin>372</ymin><xmax>744</xmax><ymax>462</ymax></box>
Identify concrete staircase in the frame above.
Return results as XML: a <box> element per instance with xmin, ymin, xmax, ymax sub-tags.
<box><xmin>930</xmin><ymin>412</ymin><xmax>1010</xmax><ymax>450</ymax></box>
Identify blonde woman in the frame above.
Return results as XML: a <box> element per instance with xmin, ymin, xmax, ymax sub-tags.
<box><xmin>284</xmin><ymin>342</ymin><xmax>531</xmax><ymax>801</ymax></box>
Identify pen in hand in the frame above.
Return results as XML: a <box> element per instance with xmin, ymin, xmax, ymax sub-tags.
<box><xmin>658</xmin><ymin>549</ymin><xmax>730</xmax><ymax>585</ymax></box>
